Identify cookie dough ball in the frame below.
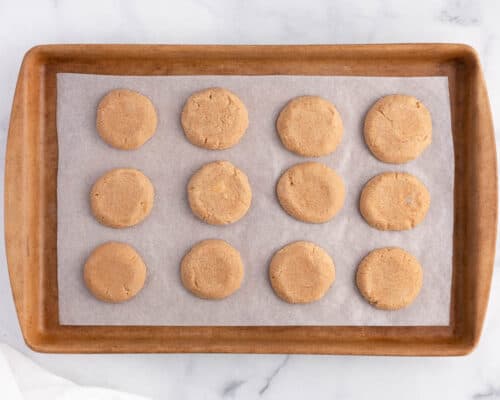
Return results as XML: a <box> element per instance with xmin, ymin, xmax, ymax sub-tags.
<box><xmin>181</xmin><ymin>239</ymin><xmax>244</xmax><ymax>299</ymax></box>
<box><xmin>360</xmin><ymin>172</ymin><xmax>430</xmax><ymax>231</ymax></box>
<box><xmin>84</xmin><ymin>242</ymin><xmax>147</xmax><ymax>303</ymax></box>
<box><xmin>277</xmin><ymin>162</ymin><xmax>345</xmax><ymax>223</ymax></box>
<box><xmin>356</xmin><ymin>247</ymin><xmax>423</xmax><ymax>310</ymax></box>
<box><xmin>364</xmin><ymin>94</ymin><xmax>432</xmax><ymax>163</ymax></box>
<box><xmin>96</xmin><ymin>89</ymin><xmax>157</xmax><ymax>150</ymax></box>
<box><xmin>90</xmin><ymin>168</ymin><xmax>154</xmax><ymax>228</ymax></box>
<box><xmin>181</xmin><ymin>87</ymin><xmax>249</xmax><ymax>150</ymax></box>
<box><xmin>187</xmin><ymin>161</ymin><xmax>252</xmax><ymax>225</ymax></box>
<box><xmin>276</xmin><ymin>96</ymin><xmax>343</xmax><ymax>157</ymax></box>
<box><xmin>269</xmin><ymin>241</ymin><xmax>335</xmax><ymax>304</ymax></box>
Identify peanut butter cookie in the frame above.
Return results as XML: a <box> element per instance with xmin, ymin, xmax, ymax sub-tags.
<box><xmin>90</xmin><ymin>168</ymin><xmax>154</xmax><ymax>228</ymax></box>
<box><xmin>181</xmin><ymin>239</ymin><xmax>244</xmax><ymax>299</ymax></box>
<box><xmin>360</xmin><ymin>172</ymin><xmax>430</xmax><ymax>231</ymax></box>
<box><xmin>84</xmin><ymin>242</ymin><xmax>147</xmax><ymax>303</ymax></box>
<box><xmin>277</xmin><ymin>162</ymin><xmax>345</xmax><ymax>223</ymax></box>
<box><xmin>269</xmin><ymin>241</ymin><xmax>335</xmax><ymax>304</ymax></box>
<box><xmin>277</xmin><ymin>96</ymin><xmax>343</xmax><ymax>157</ymax></box>
<box><xmin>364</xmin><ymin>94</ymin><xmax>432</xmax><ymax>163</ymax></box>
<box><xmin>187</xmin><ymin>161</ymin><xmax>252</xmax><ymax>225</ymax></box>
<box><xmin>96</xmin><ymin>89</ymin><xmax>157</xmax><ymax>150</ymax></box>
<box><xmin>356</xmin><ymin>247</ymin><xmax>423</xmax><ymax>310</ymax></box>
<box><xmin>181</xmin><ymin>87</ymin><xmax>248</xmax><ymax>150</ymax></box>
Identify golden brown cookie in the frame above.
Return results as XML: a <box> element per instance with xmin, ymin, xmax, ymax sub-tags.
<box><xmin>181</xmin><ymin>87</ymin><xmax>249</xmax><ymax>150</ymax></box>
<box><xmin>90</xmin><ymin>168</ymin><xmax>154</xmax><ymax>228</ymax></box>
<box><xmin>269</xmin><ymin>241</ymin><xmax>335</xmax><ymax>304</ymax></box>
<box><xmin>276</xmin><ymin>96</ymin><xmax>343</xmax><ymax>157</ymax></box>
<box><xmin>181</xmin><ymin>239</ymin><xmax>244</xmax><ymax>299</ymax></box>
<box><xmin>96</xmin><ymin>89</ymin><xmax>157</xmax><ymax>150</ymax></box>
<box><xmin>356</xmin><ymin>247</ymin><xmax>423</xmax><ymax>310</ymax></box>
<box><xmin>364</xmin><ymin>94</ymin><xmax>432</xmax><ymax>163</ymax></box>
<box><xmin>187</xmin><ymin>161</ymin><xmax>252</xmax><ymax>225</ymax></box>
<box><xmin>84</xmin><ymin>242</ymin><xmax>147</xmax><ymax>303</ymax></box>
<box><xmin>360</xmin><ymin>172</ymin><xmax>430</xmax><ymax>231</ymax></box>
<box><xmin>276</xmin><ymin>162</ymin><xmax>345</xmax><ymax>223</ymax></box>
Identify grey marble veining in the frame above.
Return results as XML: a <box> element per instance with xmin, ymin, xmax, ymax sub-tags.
<box><xmin>0</xmin><ymin>0</ymin><xmax>499</xmax><ymax>399</ymax></box>
<box><xmin>439</xmin><ymin>0</ymin><xmax>481</xmax><ymax>26</ymax></box>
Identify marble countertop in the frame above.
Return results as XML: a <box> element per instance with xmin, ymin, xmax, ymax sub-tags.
<box><xmin>1</xmin><ymin>0</ymin><xmax>499</xmax><ymax>399</ymax></box>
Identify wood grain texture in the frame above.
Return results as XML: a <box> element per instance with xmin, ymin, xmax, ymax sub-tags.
<box><xmin>4</xmin><ymin>44</ymin><xmax>497</xmax><ymax>355</ymax></box>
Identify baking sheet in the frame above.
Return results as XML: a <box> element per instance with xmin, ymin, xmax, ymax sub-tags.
<box><xmin>57</xmin><ymin>74</ymin><xmax>454</xmax><ymax>326</ymax></box>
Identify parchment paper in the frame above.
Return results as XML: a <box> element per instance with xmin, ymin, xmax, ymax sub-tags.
<box><xmin>57</xmin><ymin>74</ymin><xmax>454</xmax><ymax>326</ymax></box>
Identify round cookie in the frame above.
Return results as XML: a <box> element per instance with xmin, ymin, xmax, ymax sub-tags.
<box><xmin>181</xmin><ymin>87</ymin><xmax>249</xmax><ymax>150</ymax></box>
<box><xmin>276</xmin><ymin>96</ymin><xmax>343</xmax><ymax>157</ymax></box>
<box><xmin>360</xmin><ymin>172</ymin><xmax>430</xmax><ymax>231</ymax></box>
<box><xmin>356</xmin><ymin>247</ymin><xmax>423</xmax><ymax>310</ymax></box>
<box><xmin>181</xmin><ymin>239</ymin><xmax>244</xmax><ymax>299</ymax></box>
<box><xmin>84</xmin><ymin>242</ymin><xmax>147</xmax><ymax>303</ymax></box>
<box><xmin>90</xmin><ymin>168</ymin><xmax>154</xmax><ymax>228</ymax></box>
<box><xmin>269</xmin><ymin>241</ymin><xmax>335</xmax><ymax>304</ymax></box>
<box><xmin>276</xmin><ymin>162</ymin><xmax>345</xmax><ymax>223</ymax></box>
<box><xmin>187</xmin><ymin>161</ymin><xmax>252</xmax><ymax>225</ymax></box>
<box><xmin>96</xmin><ymin>89</ymin><xmax>157</xmax><ymax>150</ymax></box>
<box><xmin>364</xmin><ymin>94</ymin><xmax>432</xmax><ymax>163</ymax></box>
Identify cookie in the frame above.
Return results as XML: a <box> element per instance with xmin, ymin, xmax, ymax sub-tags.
<box><xmin>84</xmin><ymin>242</ymin><xmax>147</xmax><ymax>303</ymax></box>
<box><xmin>96</xmin><ymin>89</ymin><xmax>157</xmax><ymax>150</ymax></box>
<box><xmin>188</xmin><ymin>161</ymin><xmax>252</xmax><ymax>225</ymax></box>
<box><xmin>360</xmin><ymin>172</ymin><xmax>430</xmax><ymax>231</ymax></box>
<box><xmin>181</xmin><ymin>88</ymin><xmax>249</xmax><ymax>150</ymax></box>
<box><xmin>364</xmin><ymin>94</ymin><xmax>432</xmax><ymax>163</ymax></box>
<box><xmin>277</xmin><ymin>162</ymin><xmax>345</xmax><ymax>223</ymax></box>
<box><xmin>181</xmin><ymin>239</ymin><xmax>244</xmax><ymax>299</ymax></box>
<box><xmin>269</xmin><ymin>241</ymin><xmax>335</xmax><ymax>304</ymax></box>
<box><xmin>356</xmin><ymin>247</ymin><xmax>423</xmax><ymax>310</ymax></box>
<box><xmin>276</xmin><ymin>96</ymin><xmax>343</xmax><ymax>157</ymax></box>
<box><xmin>90</xmin><ymin>168</ymin><xmax>154</xmax><ymax>228</ymax></box>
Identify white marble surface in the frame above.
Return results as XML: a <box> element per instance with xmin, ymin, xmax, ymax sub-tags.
<box><xmin>0</xmin><ymin>0</ymin><xmax>499</xmax><ymax>398</ymax></box>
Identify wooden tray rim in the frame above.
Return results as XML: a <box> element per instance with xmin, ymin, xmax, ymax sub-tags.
<box><xmin>4</xmin><ymin>43</ymin><xmax>497</xmax><ymax>355</ymax></box>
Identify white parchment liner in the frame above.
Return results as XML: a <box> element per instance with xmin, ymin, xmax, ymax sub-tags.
<box><xmin>57</xmin><ymin>74</ymin><xmax>453</xmax><ymax>326</ymax></box>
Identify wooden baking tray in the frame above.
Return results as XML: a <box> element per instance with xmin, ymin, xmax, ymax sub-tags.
<box><xmin>5</xmin><ymin>44</ymin><xmax>497</xmax><ymax>355</ymax></box>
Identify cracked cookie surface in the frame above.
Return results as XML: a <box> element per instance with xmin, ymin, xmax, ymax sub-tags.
<box><xmin>181</xmin><ymin>239</ymin><xmax>244</xmax><ymax>299</ymax></box>
<box><xmin>96</xmin><ymin>89</ymin><xmax>157</xmax><ymax>150</ymax></box>
<box><xmin>269</xmin><ymin>241</ymin><xmax>335</xmax><ymax>304</ymax></box>
<box><xmin>360</xmin><ymin>172</ymin><xmax>430</xmax><ymax>231</ymax></box>
<box><xmin>84</xmin><ymin>242</ymin><xmax>147</xmax><ymax>303</ymax></box>
<box><xmin>364</xmin><ymin>94</ymin><xmax>432</xmax><ymax>163</ymax></box>
<box><xmin>276</xmin><ymin>96</ymin><xmax>343</xmax><ymax>157</ymax></box>
<box><xmin>90</xmin><ymin>168</ymin><xmax>155</xmax><ymax>228</ymax></box>
<box><xmin>181</xmin><ymin>87</ymin><xmax>249</xmax><ymax>150</ymax></box>
<box><xmin>188</xmin><ymin>161</ymin><xmax>252</xmax><ymax>225</ymax></box>
<box><xmin>356</xmin><ymin>247</ymin><xmax>423</xmax><ymax>310</ymax></box>
<box><xmin>276</xmin><ymin>162</ymin><xmax>345</xmax><ymax>223</ymax></box>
